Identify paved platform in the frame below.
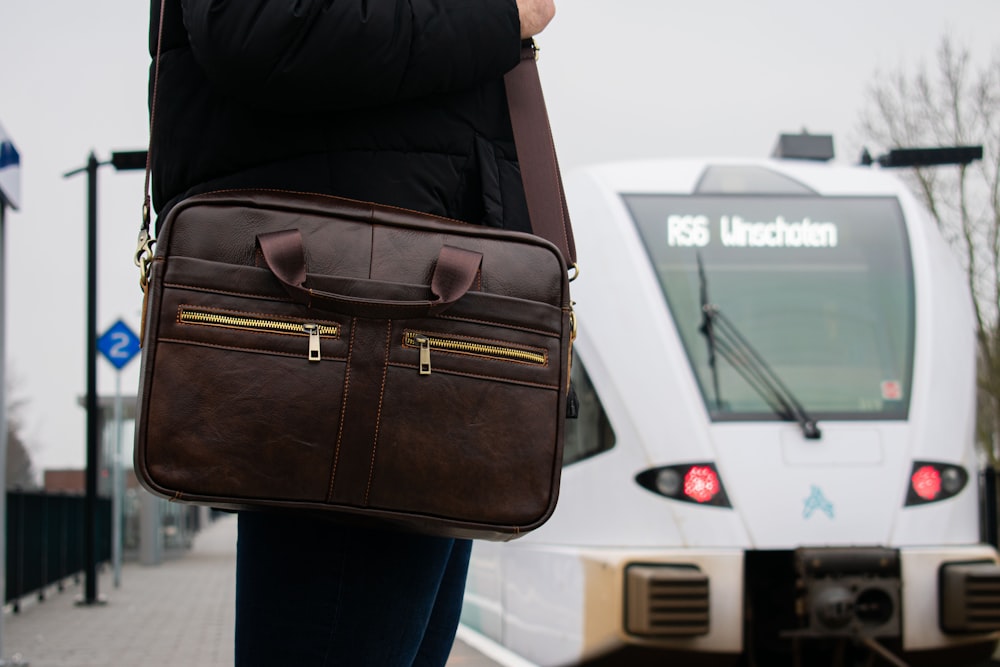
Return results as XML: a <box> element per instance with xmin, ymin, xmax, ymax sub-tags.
<box><xmin>1</xmin><ymin>515</ymin><xmax>508</xmax><ymax>667</ymax></box>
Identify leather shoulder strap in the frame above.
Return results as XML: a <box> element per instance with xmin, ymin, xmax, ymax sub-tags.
<box><xmin>505</xmin><ymin>44</ymin><xmax>577</xmax><ymax>267</ymax></box>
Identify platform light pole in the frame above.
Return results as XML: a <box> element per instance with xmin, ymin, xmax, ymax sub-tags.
<box><xmin>0</xmin><ymin>198</ymin><xmax>9</xmax><ymax>666</ymax></box>
<box><xmin>0</xmin><ymin>121</ymin><xmax>26</xmax><ymax>666</ymax></box>
<box><xmin>63</xmin><ymin>149</ymin><xmax>146</xmax><ymax>606</ymax></box>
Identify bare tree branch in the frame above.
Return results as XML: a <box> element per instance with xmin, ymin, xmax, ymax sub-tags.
<box><xmin>857</xmin><ymin>35</ymin><xmax>1000</xmax><ymax>456</ymax></box>
<box><xmin>5</xmin><ymin>386</ymin><xmax>38</xmax><ymax>489</ymax></box>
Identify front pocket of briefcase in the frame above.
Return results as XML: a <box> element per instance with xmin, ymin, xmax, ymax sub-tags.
<box><xmin>140</xmin><ymin>259</ymin><xmax>350</xmax><ymax>504</ymax></box>
<box><xmin>364</xmin><ymin>309</ymin><xmax>566</xmax><ymax>528</ymax></box>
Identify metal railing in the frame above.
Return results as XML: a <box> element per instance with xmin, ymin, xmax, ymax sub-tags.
<box><xmin>6</xmin><ymin>491</ymin><xmax>111</xmax><ymax>608</ymax></box>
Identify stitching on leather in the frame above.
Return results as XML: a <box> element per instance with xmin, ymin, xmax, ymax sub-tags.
<box><xmin>164</xmin><ymin>281</ymin><xmax>291</xmax><ymax>302</ymax></box>
<box><xmin>364</xmin><ymin>320</ymin><xmax>393</xmax><ymax>506</ymax></box>
<box><xmin>156</xmin><ymin>337</ymin><xmax>347</xmax><ymax>361</ymax></box>
<box><xmin>388</xmin><ymin>361</ymin><xmax>559</xmax><ymax>390</ymax></box>
<box><xmin>328</xmin><ymin>319</ymin><xmax>356</xmax><ymax>502</ymax></box>
<box><xmin>434</xmin><ymin>313</ymin><xmax>559</xmax><ymax>338</ymax></box>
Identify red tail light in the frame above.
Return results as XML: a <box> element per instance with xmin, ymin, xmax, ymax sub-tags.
<box><xmin>684</xmin><ymin>466</ymin><xmax>722</xmax><ymax>503</ymax></box>
<box><xmin>904</xmin><ymin>461</ymin><xmax>968</xmax><ymax>506</ymax></box>
<box><xmin>635</xmin><ymin>463</ymin><xmax>731</xmax><ymax>508</ymax></box>
<box><xmin>911</xmin><ymin>465</ymin><xmax>942</xmax><ymax>501</ymax></box>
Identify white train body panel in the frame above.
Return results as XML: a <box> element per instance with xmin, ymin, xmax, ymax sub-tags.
<box><xmin>462</xmin><ymin>158</ymin><xmax>999</xmax><ymax>665</ymax></box>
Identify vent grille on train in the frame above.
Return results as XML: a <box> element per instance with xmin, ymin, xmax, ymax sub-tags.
<box><xmin>625</xmin><ymin>564</ymin><xmax>710</xmax><ymax>637</ymax></box>
<box><xmin>940</xmin><ymin>561</ymin><xmax>1000</xmax><ymax>634</ymax></box>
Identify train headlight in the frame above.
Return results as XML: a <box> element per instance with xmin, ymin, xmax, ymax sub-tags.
<box><xmin>941</xmin><ymin>466</ymin><xmax>965</xmax><ymax>494</ymax></box>
<box><xmin>636</xmin><ymin>463</ymin><xmax>732</xmax><ymax>508</ymax></box>
<box><xmin>904</xmin><ymin>461</ymin><xmax>968</xmax><ymax>506</ymax></box>
<box><xmin>654</xmin><ymin>468</ymin><xmax>683</xmax><ymax>496</ymax></box>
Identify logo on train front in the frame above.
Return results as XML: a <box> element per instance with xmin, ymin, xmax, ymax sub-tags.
<box><xmin>803</xmin><ymin>485</ymin><xmax>834</xmax><ymax>519</ymax></box>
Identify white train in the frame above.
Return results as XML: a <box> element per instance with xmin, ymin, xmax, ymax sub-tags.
<box><xmin>461</xmin><ymin>138</ymin><xmax>1000</xmax><ymax>666</ymax></box>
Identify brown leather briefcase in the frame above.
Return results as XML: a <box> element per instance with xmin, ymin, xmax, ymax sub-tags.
<box><xmin>133</xmin><ymin>43</ymin><xmax>577</xmax><ymax>541</ymax></box>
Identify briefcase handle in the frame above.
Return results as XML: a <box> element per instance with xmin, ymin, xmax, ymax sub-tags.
<box><xmin>257</xmin><ymin>230</ymin><xmax>483</xmax><ymax>319</ymax></box>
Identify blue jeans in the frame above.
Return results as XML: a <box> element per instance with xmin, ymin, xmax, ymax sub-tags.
<box><xmin>235</xmin><ymin>511</ymin><xmax>472</xmax><ymax>666</ymax></box>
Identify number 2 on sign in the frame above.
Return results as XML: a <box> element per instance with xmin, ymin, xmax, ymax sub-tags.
<box><xmin>108</xmin><ymin>332</ymin><xmax>131</xmax><ymax>359</ymax></box>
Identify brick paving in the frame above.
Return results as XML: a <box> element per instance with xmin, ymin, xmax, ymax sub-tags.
<box><xmin>0</xmin><ymin>515</ymin><xmax>507</xmax><ymax>667</ymax></box>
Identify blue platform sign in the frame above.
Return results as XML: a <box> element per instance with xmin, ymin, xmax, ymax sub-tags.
<box><xmin>0</xmin><ymin>119</ymin><xmax>21</xmax><ymax>210</ymax></box>
<box><xmin>98</xmin><ymin>319</ymin><xmax>141</xmax><ymax>370</ymax></box>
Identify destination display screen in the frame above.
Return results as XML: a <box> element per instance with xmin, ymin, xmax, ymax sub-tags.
<box><xmin>624</xmin><ymin>194</ymin><xmax>914</xmax><ymax>420</ymax></box>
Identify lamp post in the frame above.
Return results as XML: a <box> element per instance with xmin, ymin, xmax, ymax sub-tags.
<box><xmin>63</xmin><ymin>149</ymin><xmax>146</xmax><ymax>606</ymax></box>
<box><xmin>0</xmin><ymin>122</ymin><xmax>24</xmax><ymax>666</ymax></box>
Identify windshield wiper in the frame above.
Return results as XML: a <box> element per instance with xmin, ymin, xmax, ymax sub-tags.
<box><xmin>698</xmin><ymin>255</ymin><xmax>723</xmax><ymax>412</ymax></box>
<box><xmin>696</xmin><ymin>254</ymin><xmax>821</xmax><ymax>440</ymax></box>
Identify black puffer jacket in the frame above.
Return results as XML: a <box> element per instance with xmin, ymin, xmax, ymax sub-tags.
<box><xmin>149</xmin><ymin>0</ymin><xmax>530</xmax><ymax>232</ymax></box>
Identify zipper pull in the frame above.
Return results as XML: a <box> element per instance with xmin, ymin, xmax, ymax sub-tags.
<box><xmin>303</xmin><ymin>324</ymin><xmax>321</xmax><ymax>362</ymax></box>
<box><xmin>415</xmin><ymin>334</ymin><xmax>431</xmax><ymax>375</ymax></box>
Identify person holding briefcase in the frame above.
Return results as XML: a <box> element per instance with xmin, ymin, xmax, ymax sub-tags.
<box><xmin>146</xmin><ymin>0</ymin><xmax>557</xmax><ymax>664</ymax></box>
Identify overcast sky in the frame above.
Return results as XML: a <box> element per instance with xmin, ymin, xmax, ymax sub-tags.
<box><xmin>1</xmin><ymin>0</ymin><xmax>998</xmax><ymax>472</ymax></box>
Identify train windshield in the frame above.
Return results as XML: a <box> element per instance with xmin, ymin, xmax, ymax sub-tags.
<box><xmin>624</xmin><ymin>194</ymin><xmax>914</xmax><ymax>421</ymax></box>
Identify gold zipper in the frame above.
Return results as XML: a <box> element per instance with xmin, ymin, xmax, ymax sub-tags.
<box><xmin>179</xmin><ymin>309</ymin><xmax>339</xmax><ymax>362</ymax></box>
<box><xmin>403</xmin><ymin>331</ymin><xmax>546</xmax><ymax>376</ymax></box>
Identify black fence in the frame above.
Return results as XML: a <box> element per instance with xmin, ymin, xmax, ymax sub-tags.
<box><xmin>6</xmin><ymin>491</ymin><xmax>111</xmax><ymax>608</ymax></box>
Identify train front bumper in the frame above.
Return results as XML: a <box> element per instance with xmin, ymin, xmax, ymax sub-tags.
<box><xmin>579</xmin><ymin>544</ymin><xmax>1000</xmax><ymax>658</ymax></box>
<box><xmin>901</xmin><ymin>546</ymin><xmax>1000</xmax><ymax>651</ymax></box>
